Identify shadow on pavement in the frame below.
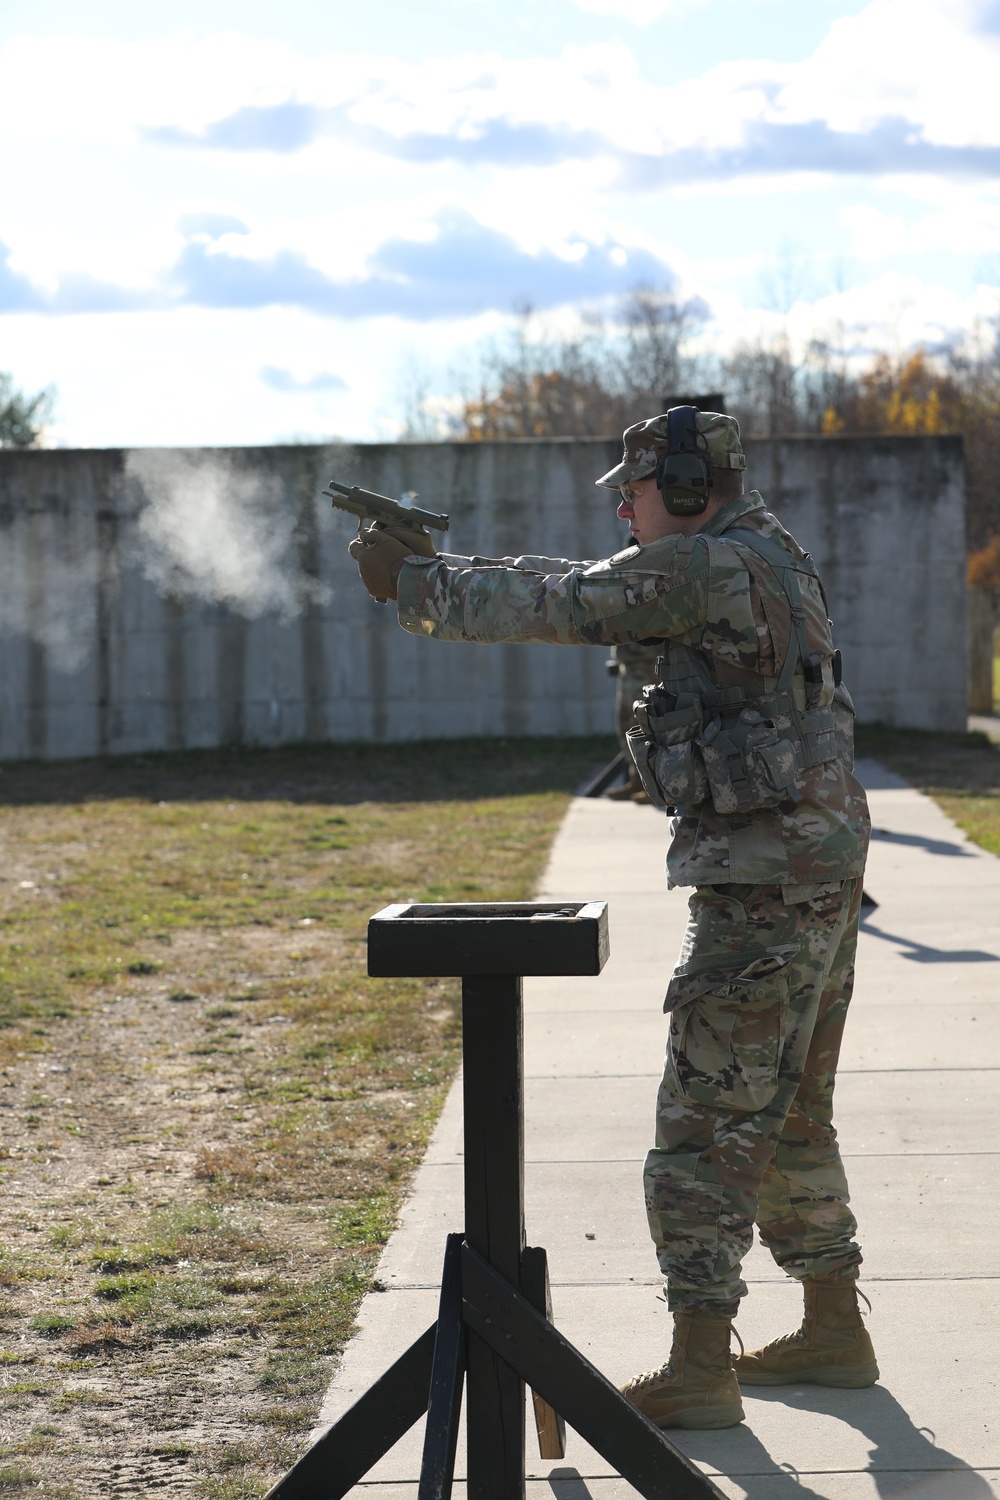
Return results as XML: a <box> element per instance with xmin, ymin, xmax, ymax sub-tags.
<box><xmin>871</xmin><ymin>828</ymin><xmax>975</xmax><ymax>858</ymax></box>
<box><xmin>545</xmin><ymin>1468</ymin><xmax>597</xmax><ymax>1497</ymax></box>
<box><xmin>676</xmin><ymin>1384</ymin><xmax>994</xmax><ymax>1498</ymax></box>
<box><xmin>858</xmin><ymin>917</ymin><xmax>1000</xmax><ymax>964</ymax></box>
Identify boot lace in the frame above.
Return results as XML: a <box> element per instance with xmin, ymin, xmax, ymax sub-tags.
<box><xmin>627</xmin><ymin>1361</ymin><xmax>674</xmax><ymax>1391</ymax></box>
<box><xmin>754</xmin><ymin>1328</ymin><xmax>807</xmax><ymax>1357</ymax></box>
<box><xmin>628</xmin><ymin>1327</ymin><xmax>744</xmax><ymax>1388</ymax></box>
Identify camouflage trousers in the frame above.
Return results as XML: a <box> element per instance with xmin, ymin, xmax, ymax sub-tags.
<box><xmin>644</xmin><ymin>878</ymin><xmax>864</xmax><ymax>1316</ymax></box>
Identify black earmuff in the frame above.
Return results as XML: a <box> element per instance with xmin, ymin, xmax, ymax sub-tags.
<box><xmin>655</xmin><ymin>405</ymin><xmax>713</xmax><ymax>516</ymax></box>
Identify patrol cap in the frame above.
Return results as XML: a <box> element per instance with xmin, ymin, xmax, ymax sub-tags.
<box><xmin>596</xmin><ymin>409</ymin><xmax>746</xmax><ymax>489</ymax></box>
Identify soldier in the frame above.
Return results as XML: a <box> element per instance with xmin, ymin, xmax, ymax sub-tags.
<box><xmin>605</xmin><ymin>640</ymin><xmax>661</xmax><ymax>800</ymax></box>
<box><xmin>348</xmin><ymin>409</ymin><xmax>876</xmax><ymax>1431</ymax></box>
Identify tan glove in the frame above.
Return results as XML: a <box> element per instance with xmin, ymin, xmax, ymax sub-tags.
<box><xmin>348</xmin><ymin>521</ymin><xmax>438</xmax><ymax>602</ymax></box>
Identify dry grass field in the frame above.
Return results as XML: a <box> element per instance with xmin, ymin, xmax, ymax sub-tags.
<box><xmin>1</xmin><ymin>726</ymin><xmax>997</xmax><ymax>1498</ymax></box>
<box><xmin>0</xmin><ymin>736</ymin><xmax>614</xmax><ymax>1499</ymax></box>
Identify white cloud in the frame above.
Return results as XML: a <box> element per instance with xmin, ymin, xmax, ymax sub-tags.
<box><xmin>564</xmin><ymin>0</ymin><xmax>787</xmax><ymax>20</ymax></box>
<box><xmin>839</xmin><ymin>206</ymin><xmax>915</xmax><ymax>262</ymax></box>
<box><xmin>3</xmin><ymin>4</ymin><xmax>999</xmax><ymax>178</ymax></box>
<box><xmin>841</xmin><ymin>196</ymin><xmax>1000</xmax><ymax>260</ymax></box>
<box><xmin>772</xmin><ymin>0</ymin><xmax>1000</xmax><ymax>145</ymax></box>
<box><xmin>0</xmin><ymin>304</ymin><xmax>406</xmax><ymax>447</ymax></box>
<box><xmin>0</xmin><ymin>32</ymin><xmax>338</xmax><ymax>145</ymax></box>
<box><xmin>567</xmin><ymin>0</ymin><xmax>707</xmax><ymax>22</ymax></box>
<box><xmin>0</xmin><ymin>34</ymin><xmax>648</xmax><ymax>156</ymax></box>
<box><xmin>0</xmin><ymin>196</ymin><xmax>681</xmax><ymax>323</ymax></box>
<box><xmin>708</xmin><ymin>271</ymin><xmax>1000</xmax><ymax>362</ymax></box>
<box><xmin>2</xmin><ymin>2</ymin><xmax>998</xmax><ymax>448</ymax></box>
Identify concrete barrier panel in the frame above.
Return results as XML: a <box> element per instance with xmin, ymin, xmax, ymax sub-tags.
<box><xmin>0</xmin><ymin>434</ymin><xmax>967</xmax><ymax>759</ymax></box>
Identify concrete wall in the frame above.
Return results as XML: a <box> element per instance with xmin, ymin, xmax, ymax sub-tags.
<box><xmin>0</xmin><ymin>434</ymin><xmax>967</xmax><ymax>760</ymax></box>
<box><xmin>747</xmin><ymin>435</ymin><xmax>968</xmax><ymax>731</ymax></box>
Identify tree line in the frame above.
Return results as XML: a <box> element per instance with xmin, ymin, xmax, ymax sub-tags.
<box><xmin>402</xmin><ymin>289</ymin><xmax>1000</xmax><ymax>565</ymax></box>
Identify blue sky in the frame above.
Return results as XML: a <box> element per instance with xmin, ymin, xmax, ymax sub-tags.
<box><xmin>1</xmin><ymin>0</ymin><xmax>998</xmax><ymax>446</ymax></box>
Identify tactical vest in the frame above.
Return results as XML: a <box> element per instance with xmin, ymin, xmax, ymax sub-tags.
<box><xmin>625</xmin><ymin>529</ymin><xmax>855</xmax><ymax>815</ymax></box>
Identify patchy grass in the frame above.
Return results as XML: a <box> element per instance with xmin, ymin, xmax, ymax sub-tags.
<box><xmin>0</xmin><ymin>735</ymin><xmax>613</xmax><ymax>1498</ymax></box>
<box><xmin>857</xmin><ymin>723</ymin><xmax>1000</xmax><ymax>855</ymax></box>
<box><xmin>0</xmin><ymin>1467</ymin><xmax>42</xmax><ymax>1493</ymax></box>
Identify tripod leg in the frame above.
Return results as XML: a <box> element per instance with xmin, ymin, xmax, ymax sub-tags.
<box><xmin>418</xmin><ymin>1235</ymin><xmax>466</xmax><ymax>1500</ymax></box>
<box><xmin>521</xmin><ymin>1246</ymin><xmax>566</xmax><ymax>1461</ymax></box>
<box><xmin>461</xmin><ymin>1243</ymin><xmax>726</xmax><ymax>1500</ymax></box>
<box><xmin>263</xmin><ymin>1324</ymin><xmax>437</xmax><ymax>1500</ymax></box>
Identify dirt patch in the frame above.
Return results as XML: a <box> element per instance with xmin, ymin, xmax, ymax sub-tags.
<box><xmin>0</xmin><ymin>735</ymin><xmax>613</xmax><ymax>1498</ymax></box>
<box><xmin>1</xmin><ymin>968</ymin><xmax>407</xmax><ymax>1498</ymax></box>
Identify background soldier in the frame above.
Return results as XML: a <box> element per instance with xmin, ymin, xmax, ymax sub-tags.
<box><xmin>348</xmin><ymin>409</ymin><xmax>876</xmax><ymax>1432</ymax></box>
<box><xmin>606</xmin><ymin>640</ymin><xmax>661</xmax><ymax>800</ymax></box>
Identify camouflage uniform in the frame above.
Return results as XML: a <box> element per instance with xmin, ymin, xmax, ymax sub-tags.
<box><xmin>395</xmin><ymin>451</ymin><xmax>869</xmax><ymax>1319</ymax></box>
<box><xmin>648</xmin><ymin>876</ymin><xmax>864</xmax><ymax>1314</ymax></box>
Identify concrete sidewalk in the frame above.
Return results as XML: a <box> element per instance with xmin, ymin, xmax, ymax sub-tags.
<box><xmin>317</xmin><ymin>760</ymin><xmax>1000</xmax><ymax>1498</ymax></box>
<box><xmin>970</xmin><ymin>715</ymin><xmax>1000</xmax><ymax>745</ymax></box>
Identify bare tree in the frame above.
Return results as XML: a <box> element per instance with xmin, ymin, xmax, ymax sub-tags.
<box><xmin>615</xmin><ymin>285</ymin><xmax>700</xmax><ymax>411</ymax></box>
<box><xmin>456</xmin><ymin>287</ymin><xmax>705</xmax><ymax>440</ymax></box>
<box><xmin>720</xmin><ymin>333</ymin><xmax>803</xmax><ymax>436</ymax></box>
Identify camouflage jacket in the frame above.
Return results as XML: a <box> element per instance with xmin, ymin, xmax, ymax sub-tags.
<box><xmin>396</xmin><ymin>491</ymin><xmax>870</xmax><ymax>888</ymax></box>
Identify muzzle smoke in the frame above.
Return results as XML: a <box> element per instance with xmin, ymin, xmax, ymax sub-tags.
<box><xmin>0</xmin><ymin>538</ymin><xmax>100</xmax><ymax>675</ymax></box>
<box><xmin>127</xmin><ymin>451</ymin><xmax>331</xmax><ymax>622</ymax></box>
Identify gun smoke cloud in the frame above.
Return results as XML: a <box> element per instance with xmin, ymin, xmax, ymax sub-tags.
<box><xmin>127</xmin><ymin>450</ymin><xmax>332</xmax><ymax>621</ymax></box>
<box><xmin>0</xmin><ymin>538</ymin><xmax>103</xmax><ymax>676</ymax></box>
<box><xmin>0</xmin><ymin>451</ymin><xmax>340</xmax><ymax>678</ymax></box>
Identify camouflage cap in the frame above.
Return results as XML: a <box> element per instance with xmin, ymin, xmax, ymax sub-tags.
<box><xmin>596</xmin><ymin>410</ymin><xmax>746</xmax><ymax>489</ymax></box>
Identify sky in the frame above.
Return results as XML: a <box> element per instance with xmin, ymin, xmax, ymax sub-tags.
<box><xmin>1</xmin><ymin>0</ymin><xmax>999</xmax><ymax>448</ymax></box>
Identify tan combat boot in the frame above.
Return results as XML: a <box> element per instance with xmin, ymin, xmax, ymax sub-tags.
<box><xmin>620</xmin><ymin>1312</ymin><xmax>745</xmax><ymax>1430</ymax></box>
<box><xmin>734</xmin><ymin>1279</ymin><xmax>879</xmax><ymax>1388</ymax></box>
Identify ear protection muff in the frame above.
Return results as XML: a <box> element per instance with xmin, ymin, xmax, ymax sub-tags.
<box><xmin>655</xmin><ymin>405</ymin><xmax>713</xmax><ymax>516</ymax></box>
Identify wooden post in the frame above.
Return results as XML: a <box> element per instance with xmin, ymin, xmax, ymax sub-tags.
<box><xmin>264</xmin><ymin>900</ymin><xmax>726</xmax><ymax>1500</ymax></box>
<box><xmin>462</xmin><ymin>974</ymin><xmax>526</xmax><ymax>1500</ymax></box>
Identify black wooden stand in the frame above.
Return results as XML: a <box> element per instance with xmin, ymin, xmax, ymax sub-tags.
<box><xmin>265</xmin><ymin>902</ymin><xmax>724</xmax><ymax>1500</ymax></box>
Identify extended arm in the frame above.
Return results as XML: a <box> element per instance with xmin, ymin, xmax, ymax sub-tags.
<box><xmin>396</xmin><ymin>538</ymin><xmax>711</xmax><ymax>647</ymax></box>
